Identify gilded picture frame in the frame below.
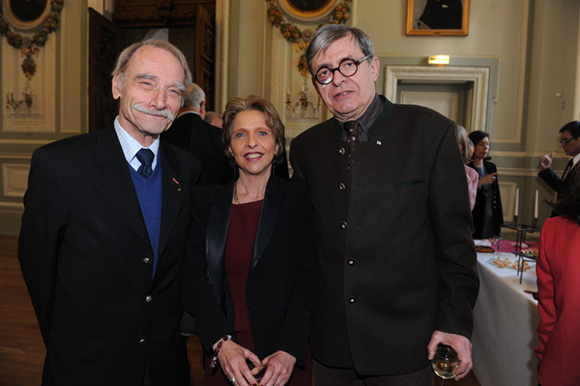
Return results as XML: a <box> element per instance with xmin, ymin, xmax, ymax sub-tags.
<box><xmin>406</xmin><ymin>0</ymin><xmax>470</xmax><ymax>36</ymax></box>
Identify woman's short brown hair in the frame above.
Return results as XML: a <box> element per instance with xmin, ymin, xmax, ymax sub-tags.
<box><xmin>222</xmin><ymin>95</ymin><xmax>285</xmax><ymax>165</ymax></box>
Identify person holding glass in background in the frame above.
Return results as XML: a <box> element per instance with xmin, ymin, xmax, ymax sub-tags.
<box><xmin>468</xmin><ymin>130</ymin><xmax>503</xmax><ymax>239</ymax></box>
<box><xmin>535</xmin><ymin>166</ymin><xmax>580</xmax><ymax>386</ymax></box>
<box><xmin>181</xmin><ymin>96</ymin><xmax>317</xmax><ymax>386</ymax></box>
<box><xmin>538</xmin><ymin>121</ymin><xmax>580</xmax><ymax>217</ymax></box>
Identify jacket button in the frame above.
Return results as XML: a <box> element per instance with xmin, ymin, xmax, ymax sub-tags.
<box><xmin>349</xmin><ymin>296</ymin><xmax>356</xmax><ymax>303</ymax></box>
<box><xmin>341</xmin><ymin>222</ymin><xmax>348</xmax><ymax>229</ymax></box>
<box><xmin>338</xmin><ymin>147</ymin><xmax>346</xmax><ymax>155</ymax></box>
<box><xmin>348</xmin><ymin>258</ymin><xmax>355</xmax><ymax>265</ymax></box>
<box><xmin>339</xmin><ymin>183</ymin><xmax>346</xmax><ymax>191</ymax></box>
<box><xmin>145</xmin><ymin>295</ymin><xmax>152</xmax><ymax>303</ymax></box>
<box><xmin>139</xmin><ymin>339</ymin><xmax>145</xmax><ymax>343</ymax></box>
<box><xmin>143</xmin><ymin>258</ymin><xmax>150</xmax><ymax>264</ymax></box>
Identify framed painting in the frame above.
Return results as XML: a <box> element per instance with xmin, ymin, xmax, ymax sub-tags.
<box><xmin>278</xmin><ymin>0</ymin><xmax>341</xmax><ymax>24</ymax></box>
<box><xmin>406</xmin><ymin>0</ymin><xmax>470</xmax><ymax>36</ymax></box>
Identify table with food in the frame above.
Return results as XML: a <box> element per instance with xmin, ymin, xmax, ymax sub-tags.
<box><xmin>471</xmin><ymin>239</ymin><xmax>540</xmax><ymax>386</ymax></box>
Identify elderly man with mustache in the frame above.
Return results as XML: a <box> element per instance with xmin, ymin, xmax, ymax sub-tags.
<box><xmin>18</xmin><ymin>39</ymin><xmax>200</xmax><ymax>386</ymax></box>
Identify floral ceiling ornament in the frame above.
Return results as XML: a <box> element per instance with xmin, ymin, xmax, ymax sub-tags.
<box><xmin>0</xmin><ymin>0</ymin><xmax>65</xmax><ymax>80</ymax></box>
<box><xmin>266</xmin><ymin>0</ymin><xmax>351</xmax><ymax>78</ymax></box>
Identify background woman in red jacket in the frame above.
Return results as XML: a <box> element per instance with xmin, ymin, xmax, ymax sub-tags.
<box><xmin>536</xmin><ymin>166</ymin><xmax>580</xmax><ymax>386</ymax></box>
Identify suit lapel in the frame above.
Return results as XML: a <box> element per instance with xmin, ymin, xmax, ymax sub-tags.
<box><xmin>250</xmin><ymin>177</ymin><xmax>282</xmax><ymax>272</ymax></box>
<box><xmin>158</xmin><ymin>142</ymin><xmax>185</xmax><ymax>256</ymax></box>
<box><xmin>206</xmin><ymin>183</ymin><xmax>234</xmax><ymax>303</ymax></box>
<box><xmin>562</xmin><ymin>159</ymin><xmax>575</xmax><ymax>181</ymax></box>
<box><xmin>205</xmin><ymin>178</ymin><xmax>283</xmax><ymax>290</ymax></box>
<box><xmin>93</xmin><ymin>126</ymin><xmax>150</xmax><ymax>247</ymax></box>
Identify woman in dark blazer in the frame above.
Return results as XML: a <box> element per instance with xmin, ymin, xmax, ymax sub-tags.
<box><xmin>182</xmin><ymin>96</ymin><xmax>317</xmax><ymax>386</ymax></box>
<box><xmin>468</xmin><ymin>131</ymin><xmax>503</xmax><ymax>239</ymax></box>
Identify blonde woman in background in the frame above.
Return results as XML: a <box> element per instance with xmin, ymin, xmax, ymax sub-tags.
<box><xmin>456</xmin><ymin>125</ymin><xmax>478</xmax><ymax>211</ymax></box>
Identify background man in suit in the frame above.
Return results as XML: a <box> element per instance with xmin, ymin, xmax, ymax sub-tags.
<box><xmin>162</xmin><ymin>82</ymin><xmax>233</xmax><ymax>185</ymax></box>
<box><xmin>538</xmin><ymin>121</ymin><xmax>580</xmax><ymax>213</ymax></box>
<box><xmin>18</xmin><ymin>39</ymin><xmax>199</xmax><ymax>386</ymax></box>
<box><xmin>290</xmin><ymin>24</ymin><xmax>479</xmax><ymax>385</ymax></box>
<box><xmin>204</xmin><ymin>110</ymin><xmax>224</xmax><ymax>128</ymax></box>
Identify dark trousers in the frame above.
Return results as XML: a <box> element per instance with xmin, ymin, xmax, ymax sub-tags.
<box><xmin>143</xmin><ymin>362</ymin><xmax>151</xmax><ymax>386</ymax></box>
<box><xmin>313</xmin><ymin>359</ymin><xmax>433</xmax><ymax>386</ymax></box>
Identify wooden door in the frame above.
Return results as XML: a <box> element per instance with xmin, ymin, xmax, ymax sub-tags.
<box><xmin>112</xmin><ymin>1</ymin><xmax>217</xmax><ymax>110</ymax></box>
<box><xmin>195</xmin><ymin>5</ymin><xmax>216</xmax><ymax>111</ymax></box>
<box><xmin>88</xmin><ymin>8</ymin><xmax>121</xmax><ymax>132</ymax></box>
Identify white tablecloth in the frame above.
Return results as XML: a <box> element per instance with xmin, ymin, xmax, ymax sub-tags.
<box><xmin>471</xmin><ymin>242</ymin><xmax>539</xmax><ymax>386</ymax></box>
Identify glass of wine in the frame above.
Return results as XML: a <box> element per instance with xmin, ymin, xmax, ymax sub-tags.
<box><xmin>491</xmin><ymin>234</ymin><xmax>502</xmax><ymax>257</ymax></box>
<box><xmin>432</xmin><ymin>344</ymin><xmax>460</xmax><ymax>385</ymax></box>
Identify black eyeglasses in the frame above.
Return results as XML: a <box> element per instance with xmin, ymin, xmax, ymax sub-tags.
<box><xmin>558</xmin><ymin>137</ymin><xmax>575</xmax><ymax>146</ymax></box>
<box><xmin>312</xmin><ymin>54</ymin><xmax>371</xmax><ymax>85</ymax></box>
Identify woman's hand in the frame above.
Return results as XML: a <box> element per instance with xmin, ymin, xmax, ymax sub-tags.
<box><xmin>478</xmin><ymin>172</ymin><xmax>499</xmax><ymax>187</ymax></box>
<box><xmin>259</xmin><ymin>350</ymin><xmax>296</xmax><ymax>386</ymax></box>
<box><xmin>217</xmin><ymin>340</ymin><xmax>261</xmax><ymax>386</ymax></box>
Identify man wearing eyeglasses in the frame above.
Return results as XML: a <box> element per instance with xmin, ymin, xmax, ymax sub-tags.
<box><xmin>538</xmin><ymin>121</ymin><xmax>580</xmax><ymax>212</ymax></box>
<box><xmin>290</xmin><ymin>25</ymin><xmax>478</xmax><ymax>386</ymax></box>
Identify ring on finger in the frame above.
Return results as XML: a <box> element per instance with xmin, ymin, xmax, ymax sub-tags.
<box><xmin>230</xmin><ymin>377</ymin><xmax>236</xmax><ymax>383</ymax></box>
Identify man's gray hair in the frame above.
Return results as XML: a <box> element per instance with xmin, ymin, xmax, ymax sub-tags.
<box><xmin>306</xmin><ymin>24</ymin><xmax>375</xmax><ymax>74</ymax></box>
<box><xmin>112</xmin><ymin>39</ymin><xmax>193</xmax><ymax>106</ymax></box>
<box><xmin>183</xmin><ymin>83</ymin><xmax>206</xmax><ymax>108</ymax></box>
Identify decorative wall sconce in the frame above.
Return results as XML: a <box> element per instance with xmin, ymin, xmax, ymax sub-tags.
<box><xmin>6</xmin><ymin>85</ymin><xmax>33</xmax><ymax>117</ymax></box>
<box><xmin>428</xmin><ymin>55</ymin><xmax>450</xmax><ymax>65</ymax></box>
<box><xmin>286</xmin><ymin>80</ymin><xmax>321</xmax><ymax>120</ymax></box>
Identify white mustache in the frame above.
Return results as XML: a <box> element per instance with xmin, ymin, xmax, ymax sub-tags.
<box><xmin>133</xmin><ymin>104</ymin><xmax>175</xmax><ymax>121</ymax></box>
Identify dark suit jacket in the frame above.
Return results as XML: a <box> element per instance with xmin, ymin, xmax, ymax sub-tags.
<box><xmin>162</xmin><ymin>112</ymin><xmax>233</xmax><ymax>185</ymax></box>
<box><xmin>468</xmin><ymin>160</ymin><xmax>503</xmax><ymax>239</ymax></box>
<box><xmin>18</xmin><ymin>125</ymin><xmax>200</xmax><ymax>385</ymax></box>
<box><xmin>181</xmin><ymin>176</ymin><xmax>317</xmax><ymax>364</ymax></box>
<box><xmin>538</xmin><ymin>162</ymin><xmax>577</xmax><ymax>217</ymax></box>
<box><xmin>538</xmin><ymin>161</ymin><xmax>577</xmax><ymax>196</ymax></box>
<box><xmin>290</xmin><ymin>96</ymin><xmax>479</xmax><ymax>375</ymax></box>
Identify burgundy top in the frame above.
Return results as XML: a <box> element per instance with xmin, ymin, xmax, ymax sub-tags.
<box><xmin>224</xmin><ymin>199</ymin><xmax>263</xmax><ymax>332</ymax></box>
<box><xmin>205</xmin><ymin>198</ymin><xmax>313</xmax><ymax>386</ymax></box>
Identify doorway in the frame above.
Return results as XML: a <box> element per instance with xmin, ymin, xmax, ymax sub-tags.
<box><xmin>88</xmin><ymin>3</ymin><xmax>216</xmax><ymax>132</ymax></box>
<box><xmin>397</xmin><ymin>81</ymin><xmax>471</xmax><ymax>129</ymax></box>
